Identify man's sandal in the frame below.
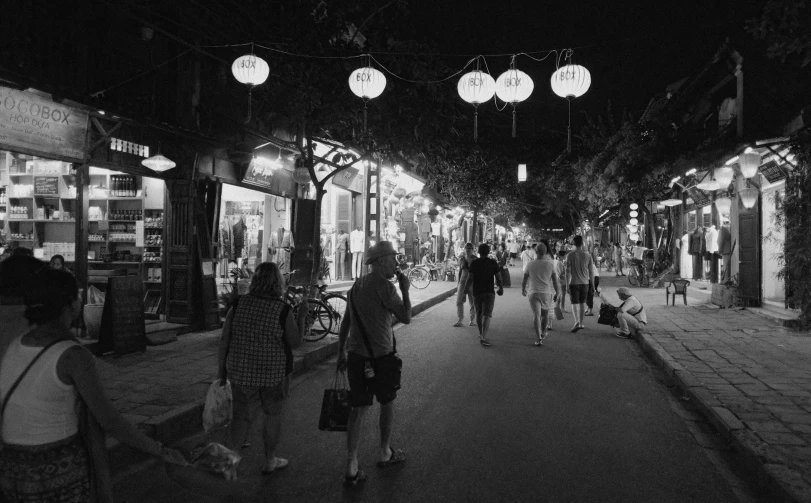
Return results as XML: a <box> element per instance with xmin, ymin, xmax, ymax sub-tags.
<box><xmin>377</xmin><ymin>448</ymin><xmax>406</xmax><ymax>468</ymax></box>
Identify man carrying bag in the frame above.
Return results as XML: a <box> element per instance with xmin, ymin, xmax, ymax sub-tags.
<box><xmin>337</xmin><ymin>241</ymin><xmax>412</xmax><ymax>487</ymax></box>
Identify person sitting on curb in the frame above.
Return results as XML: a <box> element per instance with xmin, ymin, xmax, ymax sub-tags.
<box><xmin>598</xmin><ymin>286</ymin><xmax>647</xmax><ymax>339</ymax></box>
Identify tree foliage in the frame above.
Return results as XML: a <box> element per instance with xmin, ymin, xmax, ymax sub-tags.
<box><xmin>747</xmin><ymin>0</ymin><xmax>811</xmax><ymax>68</ymax></box>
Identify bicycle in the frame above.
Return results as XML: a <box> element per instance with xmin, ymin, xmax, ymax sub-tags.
<box><xmin>393</xmin><ymin>254</ymin><xmax>433</xmax><ymax>289</ymax></box>
<box><xmin>627</xmin><ymin>255</ymin><xmax>665</xmax><ymax>288</ymax></box>
<box><xmin>282</xmin><ymin>270</ymin><xmax>337</xmax><ymax>342</ymax></box>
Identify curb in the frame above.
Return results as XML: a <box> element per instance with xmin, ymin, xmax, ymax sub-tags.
<box><xmin>635</xmin><ymin>330</ymin><xmax>811</xmax><ymax>503</ymax></box>
<box><xmin>109</xmin><ymin>285</ymin><xmax>457</xmax><ymax>476</ymax></box>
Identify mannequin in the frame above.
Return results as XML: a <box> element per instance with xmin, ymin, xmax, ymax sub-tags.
<box><xmin>705</xmin><ymin>224</ymin><xmax>719</xmax><ymax>283</ymax></box>
<box><xmin>232</xmin><ymin>215</ymin><xmax>247</xmax><ymax>266</ymax></box>
<box><xmin>320</xmin><ymin>230</ymin><xmax>332</xmax><ymax>280</ymax></box>
<box><xmin>269</xmin><ymin>226</ymin><xmax>295</xmax><ymax>275</ymax></box>
<box><xmin>335</xmin><ymin>229</ymin><xmax>348</xmax><ymax>280</ymax></box>
<box><xmin>350</xmin><ymin>226</ymin><xmax>365</xmax><ymax>279</ymax></box>
<box><xmin>219</xmin><ymin>217</ymin><xmax>233</xmax><ymax>278</ymax></box>
<box><xmin>690</xmin><ymin>226</ymin><xmax>705</xmax><ymax>280</ymax></box>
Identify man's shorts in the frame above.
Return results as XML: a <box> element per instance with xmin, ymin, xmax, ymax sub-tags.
<box><xmin>232</xmin><ymin>377</ymin><xmax>290</xmax><ymax>419</ymax></box>
<box><xmin>473</xmin><ymin>292</ymin><xmax>496</xmax><ymax>317</ymax></box>
<box><xmin>347</xmin><ymin>352</ymin><xmax>400</xmax><ymax>407</ymax></box>
<box><xmin>509</xmin><ymin>252</ymin><xmax>518</xmax><ymax>259</ymax></box>
<box><xmin>569</xmin><ymin>284</ymin><xmax>589</xmax><ymax>304</ymax></box>
<box><xmin>528</xmin><ymin>292</ymin><xmax>555</xmax><ymax>313</ymax></box>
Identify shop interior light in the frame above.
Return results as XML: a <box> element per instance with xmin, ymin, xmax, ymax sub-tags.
<box><xmin>685</xmin><ymin>168</ymin><xmax>697</xmax><ymax>176</ymax></box>
<box><xmin>518</xmin><ymin>164</ymin><xmax>527</xmax><ymax>182</ymax></box>
<box><xmin>725</xmin><ymin>155</ymin><xmax>739</xmax><ymax>166</ymax></box>
<box><xmin>141</xmin><ymin>154</ymin><xmax>176</xmax><ymax>172</ymax></box>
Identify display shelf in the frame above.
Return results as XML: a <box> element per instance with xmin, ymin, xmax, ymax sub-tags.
<box><xmin>89</xmin><ymin>261</ymin><xmax>142</xmax><ymax>265</ymax></box>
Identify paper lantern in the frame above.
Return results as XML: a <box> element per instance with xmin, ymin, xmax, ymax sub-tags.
<box><xmin>629</xmin><ymin>233</ymin><xmax>640</xmax><ymax>241</ymax></box>
<box><xmin>458</xmin><ymin>70</ymin><xmax>496</xmax><ymax>141</ymax></box>
<box><xmin>393</xmin><ymin>187</ymin><xmax>406</xmax><ymax>199</ymax></box>
<box><xmin>696</xmin><ymin>178</ymin><xmax>720</xmax><ymax>191</ymax></box>
<box><xmin>550</xmin><ymin>64</ymin><xmax>591</xmax><ymax>99</ymax></box>
<box><xmin>659</xmin><ymin>198</ymin><xmax>682</xmax><ymax>207</ymax></box>
<box><xmin>231</xmin><ymin>55</ymin><xmax>270</xmax><ymax>86</ymax></box>
<box><xmin>348</xmin><ymin>67</ymin><xmax>387</xmax><ymax>100</ymax></box>
<box><xmin>141</xmin><ymin>154</ymin><xmax>176</xmax><ymax>173</ymax></box>
<box><xmin>292</xmin><ymin>167</ymin><xmax>311</xmax><ymax>184</ymax></box>
<box><xmin>628</xmin><ymin>225</ymin><xmax>638</xmax><ymax>232</ymax></box>
<box><xmin>738</xmin><ymin>152</ymin><xmax>761</xmax><ymax>179</ymax></box>
<box><xmin>714</xmin><ymin>166</ymin><xmax>735</xmax><ymax>188</ymax></box>
<box><xmin>412</xmin><ymin>195</ymin><xmax>425</xmax><ymax>205</ymax></box>
<box><xmin>629</xmin><ymin>203</ymin><xmax>639</xmax><ymax>210</ymax></box>
<box><xmin>518</xmin><ymin>164</ymin><xmax>527</xmax><ymax>182</ymax></box>
<box><xmin>629</xmin><ymin>211</ymin><xmax>638</xmax><ymax>218</ymax></box>
<box><xmin>629</xmin><ymin>218</ymin><xmax>639</xmax><ymax>226</ymax></box>
<box><xmin>496</xmin><ymin>69</ymin><xmax>534</xmax><ymax>103</ymax></box>
<box><xmin>715</xmin><ymin>197</ymin><xmax>732</xmax><ymax>215</ymax></box>
<box><xmin>739</xmin><ymin>187</ymin><xmax>759</xmax><ymax>209</ymax></box>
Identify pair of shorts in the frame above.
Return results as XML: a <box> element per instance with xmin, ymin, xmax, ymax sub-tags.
<box><xmin>347</xmin><ymin>352</ymin><xmax>400</xmax><ymax>407</ymax></box>
<box><xmin>473</xmin><ymin>293</ymin><xmax>496</xmax><ymax>317</ymax></box>
<box><xmin>509</xmin><ymin>252</ymin><xmax>518</xmax><ymax>259</ymax></box>
<box><xmin>569</xmin><ymin>284</ymin><xmax>589</xmax><ymax>304</ymax></box>
<box><xmin>232</xmin><ymin>377</ymin><xmax>290</xmax><ymax>419</ymax></box>
<box><xmin>528</xmin><ymin>292</ymin><xmax>555</xmax><ymax>313</ymax></box>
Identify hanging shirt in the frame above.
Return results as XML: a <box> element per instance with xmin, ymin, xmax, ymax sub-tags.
<box><xmin>350</xmin><ymin>229</ymin><xmax>365</xmax><ymax>253</ymax></box>
<box><xmin>706</xmin><ymin>226</ymin><xmax>718</xmax><ymax>254</ymax></box>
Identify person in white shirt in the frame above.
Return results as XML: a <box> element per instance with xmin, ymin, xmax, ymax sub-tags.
<box><xmin>507</xmin><ymin>240</ymin><xmax>520</xmax><ymax>266</ymax></box>
<box><xmin>520</xmin><ymin>244</ymin><xmax>536</xmax><ymax>273</ymax></box>
<box><xmin>599</xmin><ymin>286</ymin><xmax>647</xmax><ymax>338</ymax></box>
<box><xmin>521</xmin><ymin>243</ymin><xmax>560</xmax><ymax>346</ymax></box>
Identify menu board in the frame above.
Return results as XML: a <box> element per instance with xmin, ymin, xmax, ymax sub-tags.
<box><xmin>34</xmin><ymin>176</ymin><xmax>59</xmax><ymax>196</ymax></box>
<box><xmin>759</xmin><ymin>160</ymin><xmax>787</xmax><ymax>184</ymax></box>
<box><xmin>98</xmin><ymin>275</ymin><xmax>146</xmax><ymax>356</ymax></box>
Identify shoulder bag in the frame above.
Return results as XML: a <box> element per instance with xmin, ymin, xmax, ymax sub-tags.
<box><xmin>349</xmin><ymin>288</ymin><xmax>402</xmax><ymax>391</ymax></box>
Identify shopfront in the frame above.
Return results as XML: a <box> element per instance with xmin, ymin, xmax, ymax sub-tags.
<box><xmin>320</xmin><ymin>163</ymin><xmax>364</xmax><ymax>281</ymax></box>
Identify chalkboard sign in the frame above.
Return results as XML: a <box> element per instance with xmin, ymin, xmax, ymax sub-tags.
<box><xmin>98</xmin><ymin>275</ymin><xmax>147</xmax><ymax>356</ymax></box>
<box><xmin>34</xmin><ymin>176</ymin><xmax>59</xmax><ymax>196</ymax></box>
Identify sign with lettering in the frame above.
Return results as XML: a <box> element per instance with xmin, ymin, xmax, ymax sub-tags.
<box><xmin>98</xmin><ymin>275</ymin><xmax>147</xmax><ymax>356</ymax></box>
<box><xmin>0</xmin><ymin>86</ymin><xmax>89</xmax><ymax>161</ymax></box>
<box><xmin>759</xmin><ymin>160</ymin><xmax>787</xmax><ymax>184</ymax></box>
<box><xmin>34</xmin><ymin>176</ymin><xmax>59</xmax><ymax>196</ymax></box>
<box><xmin>331</xmin><ymin>167</ymin><xmax>364</xmax><ymax>193</ymax></box>
<box><xmin>687</xmin><ymin>186</ymin><xmax>711</xmax><ymax>208</ymax></box>
<box><xmin>242</xmin><ymin>160</ymin><xmax>297</xmax><ymax>197</ymax></box>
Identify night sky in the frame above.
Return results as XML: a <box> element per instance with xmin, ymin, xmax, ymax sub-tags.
<box><xmin>409</xmin><ymin>0</ymin><xmax>765</xmax><ymax>121</ymax></box>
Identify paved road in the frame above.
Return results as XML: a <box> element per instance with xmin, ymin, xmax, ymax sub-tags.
<box><xmin>114</xmin><ymin>270</ymin><xmax>755</xmax><ymax>502</ymax></box>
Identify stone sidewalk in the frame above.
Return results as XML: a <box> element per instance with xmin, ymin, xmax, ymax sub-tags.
<box><xmin>97</xmin><ymin>279</ymin><xmax>458</xmax><ymax>471</ymax></box>
<box><xmin>607</xmin><ymin>277</ymin><xmax>811</xmax><ymax>502</ymax></box>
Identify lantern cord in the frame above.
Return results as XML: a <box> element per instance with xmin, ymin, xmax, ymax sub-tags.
<box><xmin>363</xmin><ymin>100</ymin><xmax>368</xmax><ymax>132</ymax></box>
<box><xmin>369</xmin><ymin>54</ymin><xmax>476</xmax><ymax>84</ymax></box>
<box><xmin>512</xmin><ymin>105</ymin><xmax>517</xmax><ymax>139</ymax></box>
<box><xmin>474</xmin><ymin>106</ymin><xmax>479</xmax><ymax>143</ymax></box>
<box><xmin>566</xmin><ymin>97</ymin><xmax>572</xmax><ymax>152</ymax></box>
<box><xmin>89</xmin><ymin>48</ymin><xmax>194</xmax><ymax>97</ymax></box>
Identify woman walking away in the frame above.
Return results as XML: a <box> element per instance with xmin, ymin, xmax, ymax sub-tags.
<box><xmin>1</xmin><ymin>268</ymin><xmax>186</xmax><ymax>503</ymax></box>
<box><xmin>613</xmin><ymin>242</ymin><xmax>625</xmax><ymax>276</ymax></box>
<box><xmin>556</xmin><ymin>250</ymin><xmax>569</xmax><ymax>312</ymax></box>
<box><xmin>218</xmin><ymin>262</ymin><xmax>299</xmax><ymax>475</ymax></box>
<box><xmin>522</xmin><ymin>243</ymin><xmax>561</xmax><ymax>346</ymax></box>
<box><xmin>453</xmin><ymin>243</ymin><xmax>477</xmax><ymax>327</ymax></box>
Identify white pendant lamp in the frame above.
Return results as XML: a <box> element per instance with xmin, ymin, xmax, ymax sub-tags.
<box><xmin>348</xmin><ymin>66</ymin><xmax>387</xmax><ymax>131</ymax></box>
<box><xmin>714</xmin><ymin>166</ymin><xmax>735</xmax><ymax>189</ymax></box>
<box><xmin>738</xmin><ymin>152</ymin><xmax>761</xmax><ymax>179</ymax></box>
<box><xmin>714</xmin><ymin>197</ymin><xmax>732</xmax><ymax>216</ymax></box>
<box><xmin>458</xmin><ymin>68</ymin><xmax>496</xmax><ymax>141</ymax></box>
<box><xmin>496</xmin><ymin>63</ymin><xmax>534</xmax><ymax>138</ymax></box>
<box><xmin>141</xmin><ymin>154</ymin><xmax>176</xmax><ymax>173</ymax></box>
<box><xmin>739</xmin><ymin>188</ymin><xmax>759</xmax><ymax>209</ymax></box>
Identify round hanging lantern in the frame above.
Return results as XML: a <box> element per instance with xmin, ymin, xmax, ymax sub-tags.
<box><xmin>628</xmin><ymin>225</ymin><xmax>638</xmax><ymax>233</ymax></box>
<box><xmin>629</xmin><ymin>233</ymin><xmax>640</xmax><ymax>241</ymax></box>
<box><xmin>348</xmin><ymin>67</ymin><xmax>387</xmax><ymax>100</ymax></box>
<box><xmin>629</xmin><ymin>210</ymin><xmax>639</xmax><ymax>218</ymax></box>
<box><xmin>393</xmin><ymin>187</ymin><xmax>406</xmax><ymax>199</ymax></box>
<box><xmin>714</xmin><ymin>166</ymin><xmax>735</xmax><ymax>188</ymax></box>
<box><xmin>232</xmin><ymin>55</ymin><xmax>270</xmax><ymax>86</ymax></box>
<box><xmin>292</xmin><ymin>167</ymin><xmax>311</xmax><ymax>185</ymax></box>
<box><xmin>629</xmin><ymin>203</ymin><xmax>639</xmax><ymax>210</ymax></box>
<box><xmin>550</xmin><ymin>64</ymin><xmax>591</xmax><ymax>99</ymax></box>
<box><xmin>496</xmin><ymin>69</ymin><xmax>534</xmax><ymax>103</ymax></box>
<box><xmin>412</xmin><ymin>195</ymin><xmax>425</xmax><ymax>205</ymax></box>
<box><xmin>739</xmin><ymin>187</ymin><xmax>759</xmax><ymax>209</ymax></box>
<box><xmin>405</xmin><ymin>200</ymin><xmax>414</xmax><ymax>209</ymax></box>
<box><xmin>458</xmin><ymin>70</ymin><xmax>496</xmax><ymax>104</ymax></box>
<box><xmin>629</xmin><ymin>218</ymin><xmax>639</xmax><ymax>226</ymax></box>
<box><xmin>458</xmin><ymin>70</ymin><xmax>496</xmax><ymax>141</ymax></box>
<box><xmin>715</xmin><ymin>197</ymin><xmax>732</xmax><ymax>216</ymax></box>
<box><xmin>738</xmin><ymin>152</ymin><xmax>761</xmax><ymax>179</ymax></box>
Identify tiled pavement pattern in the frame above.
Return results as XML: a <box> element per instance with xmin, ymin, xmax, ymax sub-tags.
<box><xmin>97</xmin><ymin>280</ymin><xmax>458</xmax><ymax>442</ymax></box>
<box><xmin>616</xmin><ymin>279</ymin><xmax>811</xmax><ymax>502</ymax></box>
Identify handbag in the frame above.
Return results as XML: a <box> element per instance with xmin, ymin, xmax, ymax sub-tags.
<box><xmin>597</xmin><ymin>303</ymin><xmax>620</xmax><ymax>327</ymax></box>
<box><xmin>318</xmin><ymin>370</ymin><xmax>351</xmax><ymax>431</ymax></box>
<box><xmin>554</xmin><ymin>304</ymin><xmax>565</xmax><ymax>321</ymax></box>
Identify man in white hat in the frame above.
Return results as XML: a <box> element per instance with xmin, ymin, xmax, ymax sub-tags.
<box><xmin>337</xmin><ymin>241</ymin><xmax>411</xmax><ymax>486</ymax></box>
<box><xmin>599</xmin><ymin>286</ymin><xmax>646</xmax><ymax>338</ymax></box>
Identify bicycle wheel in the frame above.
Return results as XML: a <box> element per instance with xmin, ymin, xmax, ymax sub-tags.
<box><xmin>297</xmin><ymin>299</ymin><xmax>332</xmax><ymax>342</ymax></box>
<box><xmin>627</xmin><ymin>271</ymin><xmax>639</xmax><ymax>286</ymax></box>
<box><xmin>408</xmin><ymin>267</ymin><xmax>431</xmax><ymax>289</ymax></box>
<box><xmin>640</xmin><ymin>272</ymin><xmax>651</xmax><ymax>287</ymax></box>
<box><xmin>322</xmin><ymin>293</ymin><xmax>347</xmax><ymax>334</ymax></box>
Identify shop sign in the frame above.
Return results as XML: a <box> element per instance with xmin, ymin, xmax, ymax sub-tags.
<box><xmin>0</xmin><ymin>86</ymin><xmax>89</xmax><ymax>161</ymax></box>
<box><xmin>34</xmin><ymin>176</ymin><xmax>59</xmax><ymax>196</ymax></box>
<box><xmin>331</xmin><ymin>166</ymin><xmax>363</xmax><ymax>192</ymax></box>
<box><xmin>686</xmin><ymin>186</ymin><xmax>711</xmax><ymax>208</ymax></box>
<box><xmin>242</xmin><ymin>159</ymin><xmax>297</xmax><ymax>197</ymax></box>
<box><xmin>759</xmin><ymin>160</ymin><xmax>787</xmax><ymax>184</ymax></box>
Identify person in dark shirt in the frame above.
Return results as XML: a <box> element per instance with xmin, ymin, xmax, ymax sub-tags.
<box><xmin>464</xmin><ymin>243</ymin><xmax>504</xmax><ymax>347</ymax></box>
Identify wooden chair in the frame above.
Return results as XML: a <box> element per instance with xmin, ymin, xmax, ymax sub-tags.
<box><xmin>666</xmin><ymin>279</ymin><xmax>690</xmax><ymax>305</ymax></box>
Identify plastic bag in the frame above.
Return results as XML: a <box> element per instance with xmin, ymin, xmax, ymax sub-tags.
<box><xmin>189</xmin><ymin>442</ymin><xmax>241</xmax><ymax>481</ymax></box>
<box><xmin>202</xmin><ymin>379</ymin><xmax>232</xmax><ymax>432</ymax></box>
<box><xmin>87</xmin><ymin>286</ymin><xmax>105</xmax><ymax>305</ymax></box>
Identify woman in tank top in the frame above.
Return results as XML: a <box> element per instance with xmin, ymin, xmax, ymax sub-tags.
<box><xmin>0</xmin><ymin>269</ymin><xmax>186</xmax><ymax>502</ymax></box>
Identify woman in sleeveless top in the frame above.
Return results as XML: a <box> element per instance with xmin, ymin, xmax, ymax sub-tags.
<box><xmin>0</xmin><ymin>269</ymin><xmax>186</xmax><ymax>503</ymax></box>
<box><xmin>218</xmin><ymin>262</ymin><xmax>299</xmax><ymax>475</ymax></box>
<box><xmin>453</xmin><ymin>242</ymin><xmax>477</xmax><ymax>327</ymax></box>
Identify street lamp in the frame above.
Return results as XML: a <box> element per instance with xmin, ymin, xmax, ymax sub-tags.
<box><xmin>518</xmin><ymin>164</ymin><xmax>527</xmax><ymax>182</ymax></box>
